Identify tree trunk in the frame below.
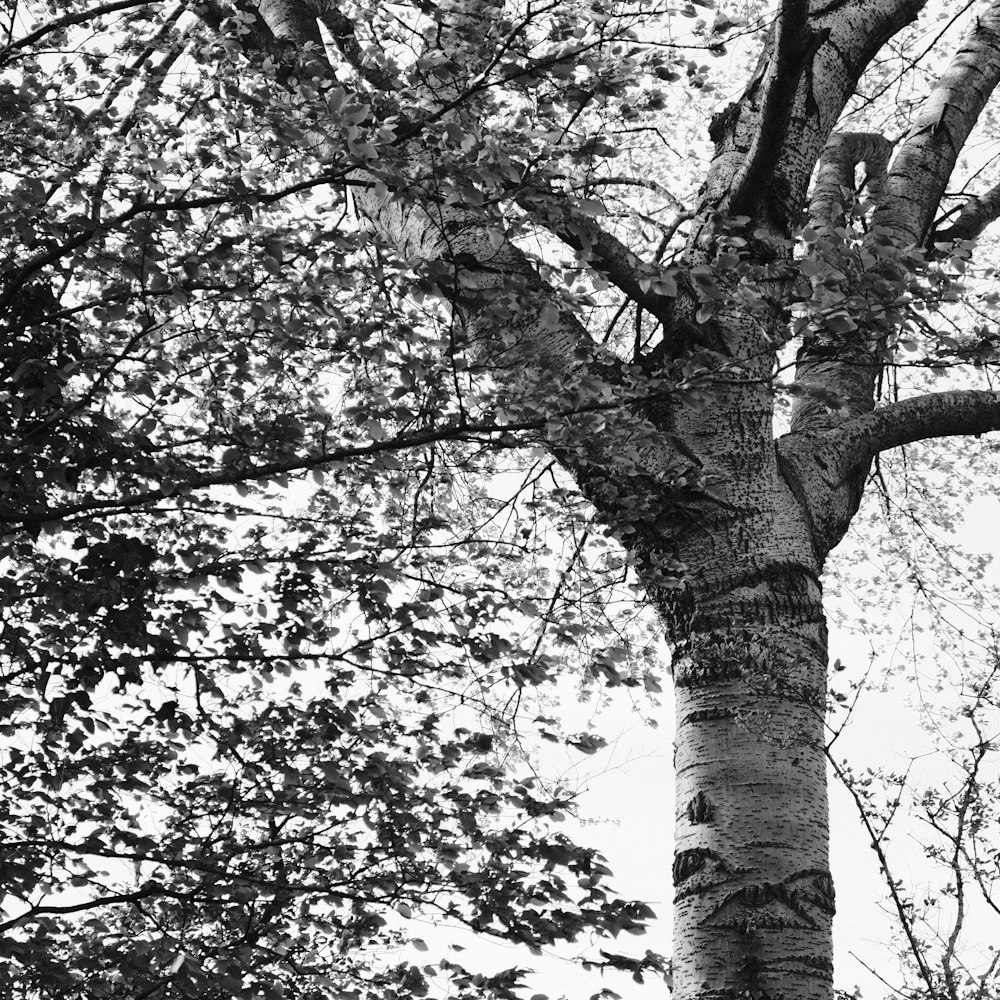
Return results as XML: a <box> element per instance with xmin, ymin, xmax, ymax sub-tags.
<box><xmin>634</xmin><ymin>395</ymin><xmax>832</xmax><ymax>998</ymax></box>
<box><xmin>665</xmin><ymin>575</ymin><xmax>831</xmax><ymax>999</ymax></box>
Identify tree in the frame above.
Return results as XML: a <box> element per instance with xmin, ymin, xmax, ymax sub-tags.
<box><xmin>3</xmin><ymin>1</ymin><xmax>1000</xmax><ymax>998</ymax></box>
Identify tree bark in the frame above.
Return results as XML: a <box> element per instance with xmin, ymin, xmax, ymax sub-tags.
<box><xmin>934</xmin><ymin>179</ymin><xmax>1000</xmax><ymax>244</ymax></box>
<box><xmin>652</xmin><ymin>472</ymin><xmax>832</xmax><ymax>1000</ymax></box>
<box><xmin>875</xmin><ymin>3</ymin><xmax>1000</xmax><ymax>249</ymax></box>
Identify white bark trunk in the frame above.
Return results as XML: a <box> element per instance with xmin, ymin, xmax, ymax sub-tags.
<box><xmin>671</xmin><ymin>612</ymin><xmax>831</xmax><ymax>1000</ymax></box>
<box><xmin>644</xmin><ymin>404</ymin><xmax>831</xmax><ymax>1000</ymax></box>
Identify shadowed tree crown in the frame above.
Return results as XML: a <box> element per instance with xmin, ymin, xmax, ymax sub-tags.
<box><xmin>3</xmin><ymin>2</ymin><xmax>1000</xmax><ymax>999</ymax></box>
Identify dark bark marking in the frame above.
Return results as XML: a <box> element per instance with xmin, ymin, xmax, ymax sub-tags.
<box><xmin>683</xmin><ymin>706</ymin><xmax>737</xmax><ymax>725</ymax></box>
<box><xmin>787</xmin><ymin>867</ymin><xmax>837</xmax><ymax>915</ymax></box>
<box><xmin>673</xmin><ymin>846</ymin><xmax>728</xmax><ymax>884</ymax></box>
<box><xmin>674</xmin><ymin>657</ymin><xmax>743</xmax><ymax>688</ymax></box>
<box><xmin>705</xmin><ymin>881</ymin><xmax>818</xmax><ymax>931</ymax></box>
<box><xmin>777</xmin><ymin>954</ymin><xmax>834</xmax><ymax>975</ymax></box>
<box><xmin>685</xmin><ymin>790</ymin><xmax>714</xmax><ymax>825</ymax></box>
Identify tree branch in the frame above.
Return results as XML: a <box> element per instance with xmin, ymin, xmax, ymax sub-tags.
<box><xmin>702</xmin><ymin>0</ymin><xmax>924</xmax><ymax>234</ymax></box>
<box><xmin>727</xmin><ymin>0</ymin><xmax>825</xmax><ymax>223</ymax></box>
<box><xmin>933</xmin><ymin>179</ymin><xmax>1000</xmax><ymax>245</ymax></box>
<box><xmin>516</xmin><ymin>187</ymin><xmax>673</xmax><ymax>324</ymax></box>
<box><xmin>0</xmin><ymin>0</ymin><xmax>153</xmax><ymax>63</ymax></box>
<box><xmin>789</xmin><ymin>132</ymin><xmax>896</xmax><ymax>435</ymax></box>
<box><xmin>231</xmin><ymin>1</ymin><xmax>702</xmax><ymax>490</ymax></box>
<box><xmin>791</xmin><ymin>4</ymin><xmax>1000</xmax><ymax>437</ymax></box>
<box><xmin>312</xmin><ymin>2</ymin><xmax>397</xmax><ymax>91</ymax></box>
<box><xmin>808</xmin><ymin>132</ymin><xmax>894</xmax><ymax>236</ymax></box>
<box><xmin>0</xmin><ymin>387</ymin><xmax>677</xmax><ymax>532</ymax></box>
<box><xmin>875</xmin><ymin>2</ymin><xmax>1000</xmax><ymax>247</ymax></box>
<box><xmin>828</xmin><ymin>389</ymin><xmax>1000</xmax><ymax>476</ymax></box>
<box><xmin>778</xmin><ymin>389</ymin><xmax>1000</xmax><ymax>559</ymax></box>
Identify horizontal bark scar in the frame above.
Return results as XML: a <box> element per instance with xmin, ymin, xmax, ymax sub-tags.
<box><xmin>673</xmin><ymin>847</ymin><xmax>748</xmax><ymax>903</ymax></box>
<box><xmin>702</xmin><ymin>867</ymin><xmax>836</xmax><ymax>931</ymax></box>
<box><xmin>704</xmin><ymin>881</ymin><xmax>816</xmax><ymax>931</ymax></box>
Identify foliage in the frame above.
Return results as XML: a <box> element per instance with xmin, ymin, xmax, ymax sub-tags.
<box><xmin>0</xmin><ymin>2</ymin><xmax>678</xmax><ymax>996</ymax></box>
<box><xmin>4</xmin><ymin>1</ymin><xmax>1000</xmax><ymax>999</ymax></box>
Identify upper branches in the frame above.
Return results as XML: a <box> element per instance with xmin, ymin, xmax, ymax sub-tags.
<box><xmin>702</xmin><ymin>0</ymin><xmax>926</xmax><ymax>234</ymax></box>
<box><xmin>205</xmin><ymin>1</ymin><xmax>703</xmax><ymax>499</ymax></box>
<box><xmin>726</xmin><ymin>0</ymin><xmax>827</xmax><ymax>225</ymax></box>
<box><xmin>875</xmin><ymin>2</ymin><xmax>1000</xmax><ymax>248</ymax></box>
<box><xmin>785</xmin><ymin>4</ymin><xmax>1000</xmax><ymax>496</ymax></box>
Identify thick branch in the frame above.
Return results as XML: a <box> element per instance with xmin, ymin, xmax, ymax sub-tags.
<box><xmin>777</xmin><ymin>389</ymin><xmax>1000</xmax><ymax>559</ymax></box>
<box><xmin>224</xmin><ymin>0</ymin><xmax>690</xmax><ymax>493</ymax></box>
<box><xmin>934</xmin><ymin>180</ymin><xmax>1000</xmax><ymax>244</ymax></box>
<box><xmin>808</xmin><ymin>132</ymin><xmax>894</xmax><ymax>235</ymax></box>
<box><xmin>829</xmin><ymin>389</ymin><xmax>1000</xmax><ymax>475</ymax></box>
<box><xmin>314</xmin><ymin>3</ymin><xmax>396</xmax><ymax>90</ymax></box>
<box><xmin>875</xmin><ymin>3</ymin><xmax>1000</xmax><ymax>247</ymax></box>
<box><xmin>702</xmin><ymin>0</ymin><xmax>925</xmax><ymax>233</ymax></box>
<box><xmin>727</xmin><ymin>0</ymin><xmax>825</xmax><ymax>222</ymax></box>
<box><xmin>792</xmin><ymin>6</ymin><xmax>1000</xmax><ymax>436</ymax></box>
<box><xmin>256</xmin><ymin>0</ymin><xmax>324</xmax><ymax>48</ymax></box>
<box><xmin>789</xmin><ymin>132</ymin><xmax>896</xmax><ymax>435</ymax></box>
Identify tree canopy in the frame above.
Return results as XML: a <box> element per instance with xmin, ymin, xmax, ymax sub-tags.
<box><xmin>3</xmin><ymin>2</ymin><xmax>1000</xmax><ymax>999</ymax></box>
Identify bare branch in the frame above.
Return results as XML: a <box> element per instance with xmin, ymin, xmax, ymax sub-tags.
<box><xmin>779</xmin><ymin>389</ymin><xmax>1000</xmax><ymax>557</ymax></box>
<box><xmin>875</xmin><ymin>3</ymin><xmax>1000</xmax><ymax>247</ymax></box>
<box><xmin>934</xmin><ymin>180</ymin><xmax>1000</xmax><ymax>244</ymax></box>
<box><xmin>827</xmin><ymin>750</ymin><xmax>939</xmax><ymax>997</ymax></box>
<box><xmin>826</xmin><ymin>389</ymin><xmax>1000</xmax><ymax>481</ymax></box>
<box><xmin>808</xmin><ymin>132</ymin><xmax>895</xmax><ymax>235</ymax></box>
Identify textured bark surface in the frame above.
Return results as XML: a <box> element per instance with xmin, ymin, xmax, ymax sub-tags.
<box><xmin>658</xmin><ymin>480</ymin><xmax>832</xmax><ymax>1000</ymax></box>
<box><xmin>875</xmin><ymin>4</ymin><xmax>1000</xmax><ymax>248</ymax></box>
<box><xmin>790</xmin><ymin>131</ymin><xmax>896</xmax><ymax>436</ymax></box>
<box><xmin>209</xmin><ymin>2</ymin><xmax>1000</xmax><ymax>998</ymax></box>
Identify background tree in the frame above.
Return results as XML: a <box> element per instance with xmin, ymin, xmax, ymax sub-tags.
<box><xmin>3</xmin><ymin>2</ymin><xmax>1000</xmax><ymax>999</ymax></box>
